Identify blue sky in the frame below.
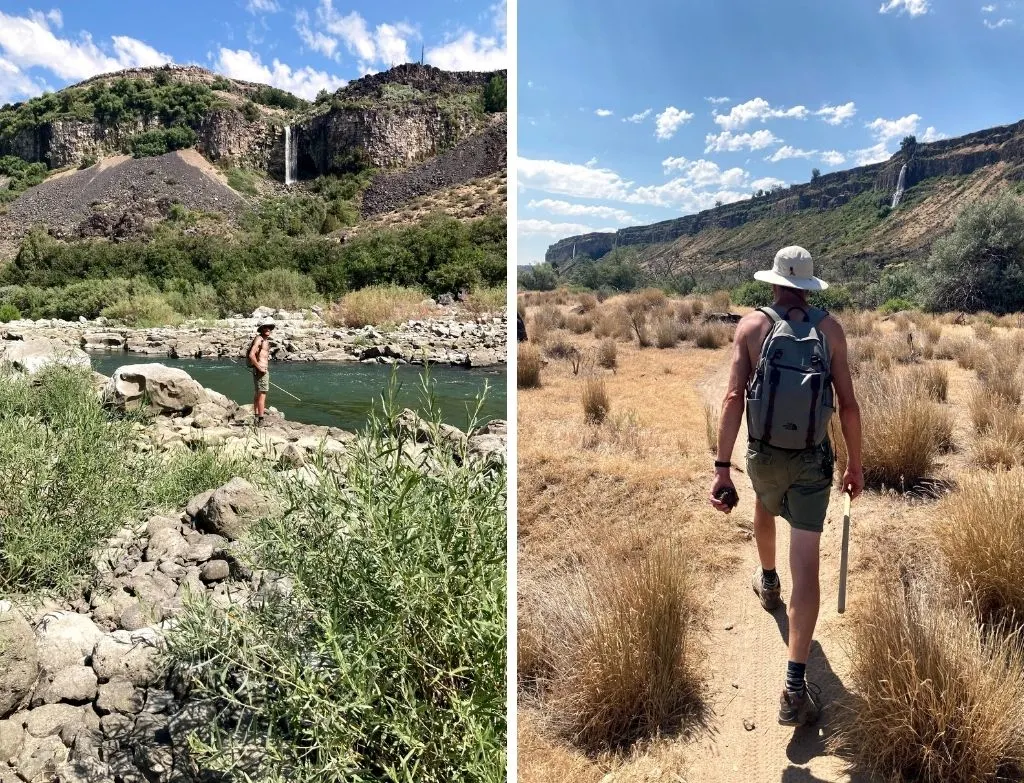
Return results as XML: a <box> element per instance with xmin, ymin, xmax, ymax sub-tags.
<box><xmin>518</xmin><ymin>0</ymin><xmax>1024</xmax><ymax>263</ymax></box>
<box><xmin>0</xmin><ymin>0</ymin><xmax>506</xmax><ymax>104</ymax></box>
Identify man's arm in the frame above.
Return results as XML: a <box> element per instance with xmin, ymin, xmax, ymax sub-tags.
<box><xmin>710</xmin><ymin>317</ymin><xmax>755</xmax><ymax>513</ymax></box>
<box><xmin>827</xmin><ymin>320</ymin><xmax>864</xmax><ymax>499</ymax></box>
<box><xmin>247</xmin><ymin>338</ymin><xmax>264</xmax><ymax>373</ymax></box>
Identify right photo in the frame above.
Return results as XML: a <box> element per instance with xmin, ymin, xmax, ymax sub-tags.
<box><xmin>516</xmin><ymin>2</ymin><xmax>1024</xmax><ymax>781</ymax></box>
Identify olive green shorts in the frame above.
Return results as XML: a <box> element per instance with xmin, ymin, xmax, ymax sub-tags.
<box><xmin>745</xmin><ymin>439</ymin><xmax>834</xmax><ymax>533</ymax></box>
<box><xmin>253</xmin><ymin>370</ymin><xmax>269</xmax><ymax>393</ymax></box>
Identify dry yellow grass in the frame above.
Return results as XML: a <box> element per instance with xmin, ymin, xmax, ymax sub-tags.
<box><xmin>596</xmin><ymin>338</ymin><xmax>617</xmax><ymax>370</ymax></box>
<box><xmin>519</xmin><ymin>343</ymin><xmax>542</xmax><ymax>389</ymax></box>
<box><xmin>327</xmin><ymin>285</ymin><xmax>430</xmax><ymax>327</ymax></box>
<box><xmin>582</xmin><ymin>378</ymin><xmax>610</xmax><ymax>424</ymax></box>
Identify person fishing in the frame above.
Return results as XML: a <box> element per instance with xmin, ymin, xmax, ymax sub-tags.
<box><xmin>247</xmin><ymin>317</ymin><xmax>275</xmax><ymax>427</ymax></box>
<box><xmin>709</xmin><ymin>246</ymin><xmax>863</xmax><ymax>727</ymax></box>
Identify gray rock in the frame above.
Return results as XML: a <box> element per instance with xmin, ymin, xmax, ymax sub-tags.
<box><xmin>158</xmin><ymin>561</ymin><xmax>187</xmax><ymax>579</ymax></box>
<box><xmin>95</xmin><ymin>679</ymin><xmax>142</xmax><ymax>715</ymax></box>
<box><xmin>16</xmin><ymin>734</ymin><xmax>68</xmax><ymax>782</ymax></box>
<box><xmin>177</xmin><ymin>567</ymin><xmax>206</xmax><ymax>600</ymax></box>
<box><xmin>104</xmin><ymin>364</ymin><xmax>208</xmax><ymax>414</ymax></box>
<box><xmin>119</xmin><ymin>603</ymin><xmax>151</xmax><ymax>632</ymax></box>
<box><xmin>145</xmin><ymin>515</ymin><xmax>181</xmax><ymax>537</ymax></box>
<box><xmin>55</xmin><ymin>757</ymin><xmax>111</xmax><ymax>783</ymax></box>
<box><xmin>185</xmin><ymin>488</ymin><xmax>215</xmax><ymax>520</ymax></box>
<box><xmin>0</xmin><ymin>718</ymin><xmax>25</xmax><ymax>764</ymax></box>
<box><xmin>184</xmin><ymin>534</ymin><xmax>225</xmax><ymax>563</ymax></box>
<box><xmin>196</xmin><ymin>477</ymin><xmax>277</xmax><ymax>540</ymax></box>
<box><xmin>90</xmin><ymin>591</ymin><xmax>135</xmax><ymax>632</ymax></box>
<box><xmin>99</xmin><ymin>712</ymin><xmax>133</xmax><ymax>739</ymax></box>
<box><xmin>145</xmin><ymin>527</ymin><xmax>188</xmax><ymax>563</ymax></box>
<box><xmin>24</xmin><ymin>704</ymin><xmax>84</xmax><ymax>737</ymax></box>
<box><xmin>0</xmin><ymin>610</ymin><xmax>38</xmax><ymax>718</ymax></box>
<box><xmin>91</xmin><ymin>630</ymin><xmax>162</xmax><ymax>686</ymax></box>
<box><xmin>0</xmin><ymin>337</ymin><xmax>90</xmax><ymax>375</ymax></box>
<box><xmin>35</xmin><ymin>612</ymin><xmax>103</xmax><ymax>674</ymax></box>
<box><xmin>200</xmin><ymin>559</ymin><xmax>230</xmax><ymax>583</ymax></box>
<box><xmin>36</xmin><ymin>666</ymin><xmax>97</xmax><ymax>706</ymax></box>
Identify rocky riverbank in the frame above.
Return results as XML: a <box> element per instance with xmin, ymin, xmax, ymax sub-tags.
<box><xmin>0</xmin><ymin>361</ymin><xmax>506</xmax><ymax>782</ymax></box>
<box><xmin>0</xmin><ymin>309</ymin><xmax>507</xmax><ymax>369</ymax></box>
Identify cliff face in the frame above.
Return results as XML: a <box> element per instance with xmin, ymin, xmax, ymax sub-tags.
<box><xmin>545</xmin><ymin>119</ymin><xmax>1024</xmax><ymax>268</ymax></box>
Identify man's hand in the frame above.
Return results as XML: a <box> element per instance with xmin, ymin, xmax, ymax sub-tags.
<box><xmin>842</xmin><ymin>465</ymin><xmax>864</xmax><ymax>500</ymax></box>
<box><xmin>710</xmin><ymin>470</ymin><xmax>738</xmax><ymax>514</ymax></box>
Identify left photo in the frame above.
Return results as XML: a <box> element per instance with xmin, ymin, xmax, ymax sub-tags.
<box><xmin>0</xmin><ymin>1</ymin><xmax>508</xmax><ymax>780</ymax></box>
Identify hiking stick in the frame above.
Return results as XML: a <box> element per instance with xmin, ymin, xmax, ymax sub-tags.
<box><xmin>837</xmin><ymin>490</ymin><xmax>852</xmax><ymax>614</ymax></box>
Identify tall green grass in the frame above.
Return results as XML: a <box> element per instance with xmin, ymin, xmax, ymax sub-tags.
<box><xmin>165</xmin><ymin>378</ymin><xmax>507</xmax><ymax>782</ymax></box>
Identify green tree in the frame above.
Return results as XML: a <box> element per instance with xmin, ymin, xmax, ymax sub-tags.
<box><xmin>518</xmin><ymin>263</ymin><xmax>557</xmax><ymax>291</ymax></box>
<box><xmin>811</xmin><ymin>167</ymin><xmax>821</xmax><ymax>181</ymax></box>
<box><xmin>900</xmin><ymin>135</ymin><xmax>917</xmax><ymax>155</ymax></box>
<box><xmin>483</xmin><ymin>74</ymin><xmax>506</xmax><ymax>113</ymax></box>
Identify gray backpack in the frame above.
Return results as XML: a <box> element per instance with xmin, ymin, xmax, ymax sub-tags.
<box><xmin>746</xmin><ymin>306</ymin><xmax>834</xmax><ymax>450</ymax></box>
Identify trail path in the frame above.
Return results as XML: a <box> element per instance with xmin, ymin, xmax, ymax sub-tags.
<box><xmin>680</xmin><ymin>358</ymin><xmax>868</xmax><ymax>783</ymax></box>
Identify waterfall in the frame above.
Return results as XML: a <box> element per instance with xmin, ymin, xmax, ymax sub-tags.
<box><xmin>891</xmin><ymin>163</ymin><xmax>907</xmax><ymax>208</ymax></box>
<box><xmin>284</xmin><ymin>125</ymin><xmax>297</xmax><ymax>185</ymax></box>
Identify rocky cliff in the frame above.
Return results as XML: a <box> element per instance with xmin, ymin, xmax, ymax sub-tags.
<box><xmin>546</xmin><ymin>118</ymin><xmax>1024</xmax><ymax>272</ymax></box>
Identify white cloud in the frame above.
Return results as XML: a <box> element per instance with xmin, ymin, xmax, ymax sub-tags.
<box><xmin>246</xmin><ymin>0</ymin><xmax>280</xmax><ymax>12</ymax></box>
<box><xmin>426</xmin><ymin>0</ymin><xmax>507</xmax><ymax>71</ymax></box>
<box><xmin>214</xmin><ymin>48</ymin><xmax>346</xmax><ymax>99</ymax></box>
<box><xmin>595</xmin><ymin>108</ymin><xmax>613</xmax><ymax>117</ymax></box>
<box><xmin>0</xmin><ymin>10</ymin><xmax>171</xmax><ymax>83</ymax></box>
<box><xmin>623</xmin><ymin>109</ymin><xmax>651</xmax><ymax>123</ymax></box>
<box><xmin>751</xmin><ymin>176</ymin><xmax>787</xmax><ymax>192</ymax></box>
<box><xmin>518</xmin><ymin>157</ymin><xmax>634</xmax><ymax>201</ymax></box>
<box><xmin>866</xmin><ymin>114</ymin><xmax>921</xmax><ymax>143</ymax></box>
<box><xmin>821</xmin><ymin>150</ymin><xmax>847</xmax><ymax>166</ymax></box>
<box><xmin>705</xmin><ymin>129</ymin><xmax>782</xmax><ymax>153</ymax></box>
<box><xmin>660</xmin><ymin>157</ymin><xmax>749</xmax><ymax>189</ymax></box>
<box><xmin>629</xmin><ymin>180</ymin><xmax>749</xmax><ymax>211</ymax></box>
<box><xmin>324</xmin><ymin>8</ymin><xmax>376</xmax><ymax>61</ymax></box>
<box><xmin>527</xmin><ymin>199</ymin><xmax>635</xmax><ymax>223</ymax></box>
<box><xmin>922</xmin><ymin>126</ymin><xmax>948</xmax><ymax>142</ymax></box>
<box><xmin>45</xmin><ymin>9</ymin><xmax>62</xmax><ymax>28</ymax></box>
<box><xmin>853</xmin><ymin>143</ymin><xmax>892</xmax><ymax>166</ymax></box>
<box><xmin>296</xmin><ymin>10</ymin><xmax>338</xmax><ymax>58</ymax></box>
<box><xmin>376</xmin><ymin>22</ymin><xmax>415</xmax><ymax>65</ymax></box>
<box><xmin>706</xmin><ymin>96</ymin><xmax>731</xmax><ymax>105</ymax></box>
<box><xmin>879</xmin><ymin>0</ymin><xmax>930</xmax><ymax>16</ymax></box>
<box><xmin>984</xmin><ymin>17</ymin><xmax>1013</xmax><ymax>27</ymax></box>
<box><xmin>982</xmin><ymin>4</ymin><xmax>997</xmax><ymax>11</ymax></box>
<box><xmin>519</xmin><ymin>219</ymin><xmax>612</xmax><ymax>237</ymax></box>
<box><xmin>0</xmin><ymin>56</ymin><xmax>47</xmax><ymax>104</ymax></box>
<box><xmin>713</xmin><ymin>97</ymin><xmax>808</xmax><ymax>130</ymax></box>
<box><xmin>654</xmin><ymin>106</ymin><xmax>694</xmax><ymax>140</ymax></box>
<box><xmin>816</xmin><ymin>102</ymin><xmax>857</xmax><ymax>125</ymax></box>
<box><xmin>766</xmin><ymin>145</ymin><xmax>816</xmax><ymax>163</ymax></box>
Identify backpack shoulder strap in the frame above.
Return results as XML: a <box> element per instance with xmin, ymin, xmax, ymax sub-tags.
<box><xmin>806</xmin><ymin>306</ymin><xmax>829</xmax><ymax>328</ymax></box>
<box><xmin>758</xmin><ymin>306</ymin><xmax>782</xmax><ymax>325</ymax></box>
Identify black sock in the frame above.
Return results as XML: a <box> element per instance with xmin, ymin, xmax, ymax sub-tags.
<box><xmin>762</xmin><ymin>567</ymin><xmax>779</xmax><ymax>586</ymax></box>
<box><xmin>786</xmin><ymin>661</ymin><xmax>806</xmax><ymax>697</ymax></box>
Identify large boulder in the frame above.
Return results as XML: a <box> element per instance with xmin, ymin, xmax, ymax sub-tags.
<box><xmin>191</xmin><ymin>478</ymin><xmax>277</xmax><ymax>541</ymax></box>
<box><xmin>35</xmin><ymin>612</ymin><xmax>104</xmax><ymax>675</ymax></box>
<box><xmin>0</xmin><ymin>337</ymin><xmax>90</xmax><ymax>375</ymax></box>
<box><xmin>0</xmin><ymin>608</ymin><xmax>38</xmax><ymax>718</ymax></box>
<box><xmin>103</xmin><ymin>364</ymin><xmax>208</xmax><ymax>414</ymax></box>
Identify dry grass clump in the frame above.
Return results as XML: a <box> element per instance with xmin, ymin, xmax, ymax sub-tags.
<box><xmin>707</xmin><ymin>291</ymin><xmax>731</xmax><ymax>312</ymax></box>
<box><xmin>893</xmin><ymin>313</ymin><xmax>911</xmax><ymax>332</ymax></box>
<box><xmin>576</xmin><ymin>293</ymin><xmax>598</xmax><ymax>313</ymax></box>
<box><xmin>592</xmin><ymin>306</ymin><xmax>630</xmax><ymax>340</ymax></box>
<box><xmin>906</xmin><ymin>363</ymin><xmax>949</xmax><ymax>403</ymax></box>
<box><xmin>974</xmin><ymin>321</ymin><xmax>995</xmax><ymax>341</ymax></box>
<box><xmin>923</xmin><ymin>321</ymin><xmax>943</xmax><ymax>345</ymax></box>
<box><xmin>976</xmin><ymin>356</ymin><xmax>1021</xmax><ymax>405</ymax></box>
<box><xmin>582</xmin><ymin>378</ymin><xmax>610</xmax><ymax>424</ymax></box>
<box><xmin>674</xmin><ymin>299</ymin><xmax>704</xmax><ymax>324</ymax></box>
<box><xmin>545</xmin><ymin>337</ymin><xmax>580</xmax><ymax>361</ymax></box>
<box><xmin>969</xmin><ymin>387</ymin><xmax>1016</xmax><ymax>434</ymax></box>
<box><xmin>519</xmin><ymin>344</ymin><xmax>543</xmax><ymax>389</ymax></box>
<box><xmin>564</xmin><ymin>313</ymin><xmax>593</xmax><ymax>335</ymax></box>
<box><xmin>833</xmin><ymin>374</ymin><xmax>952</xmax><ymax>489</ymax></box>
<box><xmin>596</xmin><ymin>339</ymin><xmax>617</xmax><ymax>370</ymax></box>
<box><xmin>688</xmin><ymin>322</ymin><xmax>733</xmax><ymax>350</ymax></box>
<box><xmin>533</xmin><ymin>543</ymin><xmax>706</xmax><ymax>751</ymax></box>
<box><xmin>970</xmin><ymin>403</ymin><xmax>1024</xmax><ymax>469</ymax></box>
<box><xmin>328</xmin><ymin>285</ymin><xmax>430</xmax><ymax>327</ymax></box>
<box><xmin>838</xmin><ymin>578</ymin><xmax>1024</xmax><ymax>783</ymax></box>
<box><xmin>653</xmin><ymin>316</ymin><xmax>679</xmax><ymax>349</ymax></box>
<box><xmin>623</xmin><ymin>290</ymin><xmax>670</xmax><ymax>347</ymax></box>
<box><xmin>938</xmin><ymin>469</ymin><xmax>1024</xmax><ymax>624</ymax></box>
<box><xmin>840</xmin><ymin>310</ymin><xmax>878</xmax><ymax>338</ymax></box>
<box><xmin>703</xmin><ymin>404</ymin><xmax>718</xmax><ymax>455</ymax></box>
<box><xmin>949</xmin><ymin>338</ymin><xmax>984</xmax><ymax>370</ymax></box>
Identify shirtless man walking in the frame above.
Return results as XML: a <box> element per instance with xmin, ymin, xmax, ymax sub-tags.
<box><xmin>709</xmin><ymin>246</ymin><xmax>863</xmax><ymax>726</ymax></box>
<box><xmin>248</xmin><ymin>317</ymin><xmax>274</xmax><ymax>427</ymax></box>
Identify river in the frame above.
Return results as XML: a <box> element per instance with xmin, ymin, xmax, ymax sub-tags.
<box><xmin>89</xmin><ymin>354</ymin><xmax>507</xmax><ymax>431</ymax></box>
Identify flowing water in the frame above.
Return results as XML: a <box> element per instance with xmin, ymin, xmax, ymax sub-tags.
<box><xmin>284</xmin><ymin>125</ymin><xmax>296</xmax><ymax>185</ymax></box>
<box><xmin>89</xmin><ymin>354</ymin><xmax>506</xmax><ymax>431</ymax></box>
<box><xmin>891</xmin><ymin>162</ymin><xmax>908</xmax><ymax>208</ymax></box>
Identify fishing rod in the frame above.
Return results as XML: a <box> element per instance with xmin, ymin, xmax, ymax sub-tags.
<box><xmin>223</xmin><ymin>354</ymin><xmax>303</xmax><ymax>402</ymax></box>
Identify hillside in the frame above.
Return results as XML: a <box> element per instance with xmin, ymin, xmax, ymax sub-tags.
<box><xmin>546</xmin><ymin>119</ymin><xmax>1024</xmax><ymax>286</ymax></box>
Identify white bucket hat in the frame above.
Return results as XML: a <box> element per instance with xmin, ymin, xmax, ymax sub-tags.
<box><xmin>257</xmin><ymin>317</ymin><xmax>276</xmax><ymax>330</ymax></box>
<box><xmin>754</xmin><ymin>246</ymin><xmax>829</xmax><ymax>291</ymax></box>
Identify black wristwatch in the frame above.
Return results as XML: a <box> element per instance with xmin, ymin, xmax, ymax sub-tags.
<box><xmin>714</xmin><ymin>460</ymin><xmax>732</xmax><ymax>469</ymax></box>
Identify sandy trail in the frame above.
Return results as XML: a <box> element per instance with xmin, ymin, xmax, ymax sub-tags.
<box><xmin>679</xmin><ymin>359</ymin><xmax>870</xmax><ymax>783</ymax></box>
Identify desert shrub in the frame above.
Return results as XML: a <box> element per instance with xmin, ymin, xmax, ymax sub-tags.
<box><xmin>730</xmin><ymin>281</ymin><xmax>772</xmax><ymax>308</ymax></box>
<box><xmin>328</xmin><ymin>285</ymin><xmax>427</xmax><ymax>328</ymax></box>
<box><xmin>880</xmin><ymin>297</ymin><xmax>917</xmax><ymax>314</ymax></box>
<box><xmin>161</xmin><ymin>279</ymin><xmax>219</xmax><ymax>318</ymax></box>
<box><xmin>974</xmin><ymin>321</ymin><xmax>995</xmax><ymax>341</ymax></box>
<box><xmin>483</xmin><ymin>74</ymin><xmax>506</xmax><ymax>112</ymax></box>
<box><xmin>0</xmin><ymin>303</ymin><xmax>20</xmax><ymax>322</ymax></box>
<box><xmin>675</xmin><ymin>299</ymin><xmax>701</xmax><ymax>324</ymax></box>
<box><xmin>582</xmin><ymin>378</ymin><xmax>610</xmax><ymax>424</ymax></box>
<box><xmin>130</xmin><ymin>125</ymin><xmax>197</xmax><ymax>158</ymax></box>
<box><xmin>546</xmin><ymin>338</ymin><xmax>580</xmax><ymax>361</ymax></box>
<box><xmin>707</xmin><ymin>291</ymin><xmax>731</xmax><ymax>312</ymax></box>
<box><xmin>839</xmin><ymin>578</ymin><xmax>1024</xmax><ymax>782</ymax></box>
<box><xmin>518</xmin><ymin>344</ymin><xmax>542</xmax><ymax>389</ymax></box>
<box><xmin>623</xmin><ymin>289</ymin><xmax>668</xmax><ymax>346</ymax></box>
<box><xmin>976</xmin><ymin>356</ymin><xmax>1021</xmax><ymax>405</ymax></box>
<box><xmin>592</xmin><ymin>306</ymin><xmax>630</xmax><ymax>340</ymax></box>
<box><xmin>167</xmin><ymin>392</ymin><xmax>505</xmax><ymax>781</ymax></box>
<box><xmin>923</xmin><ymin>321</ymin><xmax>943</xmax><ymax>345</ymax></box>
<box><xmin>542</xmin><ymin>543</ymin><xmax>705</xmax><ymax>751</ymax></box>
<box><xmin>839</xmin><ymin>310</ymin><xmax>878</xmax><ymax>338</ymax></box>
<box><xmin>906</xmin><ymin>363</ymin><xmax>949</xmax><ymax>403</ymax></box>
<box><xmin>597</xmin><ymin>339</ymin><xmax>617</xmax><ymax>369</ymax></box>
<box><xmin>972</xmin><ymin>412</ymin><xmax>1024</xmax><ymax>469</ymax></box>
<box><xmin>938</xmin><ymin>469</ymin><xmax>1024</xmax><ymax>624</ymax></box>
<box><xmin>460</xmin><ymin>286</ymin><xmax>506</xmax><ymax>315</ymax></box>
<box><xmin>576</xmin><ymin>293</ymin><xmax>598</xmax><ymax>313</ymax></box>
<box><xmin>564</xmin><ymin>313</ymin><xmax>593</xmax><ymax>334</ymax></box>
<box><xmin>226</xmin><ymin>167</ymin><xmax>259</xmax><ymax>195</ymax></box>
<box><xmin>833</xmin><ymin>375</ymin><xmax>951</xmax><ymax>489</ymax></box>
<box><xmin>653</xmin><ymin>316</ymin><xmax>679</xmax><ymax>348</ymax></box>
<box><xmin>689</xmin><ymin>323</ymin><xmax>732</xmax><ymax>349</ymax></box>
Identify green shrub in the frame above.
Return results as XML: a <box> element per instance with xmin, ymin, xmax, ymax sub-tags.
<box><xmin>0</xmin><ymin>303</ymin><xmax>20</xmax><ymax>322</ymax></box>
<box><xmin>240</xmin><ymin>101</ymin><xmax>260</xmax><ymax>122</ymax></box>
<box><xmin>130</xmin><ymin>126</ymin><xmax>197</xmax><ymax>158</ymax></box>
<box><xmin>483</xmin><ymin>74</ymin><xmax>506</xmax><ymax>113</ymax></box>
<box><xmin>251</xmin><ymin>85</ymin><xmax>306</xmax><ymax>110</ymax></box>
<box><xmin>210</xmin><ymin>76</ymin><xmax>233</xmax><ymax>91</ymax></box>
<box><xmin>100</xmin><ymin>294</ymin><xmax>183</xmax><ymax>326</ymax></box>
<box><xmin>731</xmin><ymin>281</ymin><xmax>772</xmax><ymax>307</ymax></box>
<box><xmin>226</xmin><ymin>167</ymin><xmax>259</xmax><ymax>195</ymax></box>
<box><xmin>221</xmin><ymin>267</ymin><xmax>318</xmax><ymax>314</ymax></box>
<box><xmin>880</xmin><ymin>297</ymin><xmax>917</xmax><ymax>314</ymax></box>
<box><xmin>166</xmin><ymin>382</ymin><xmax>506</xmax><ymax>781</ymax></box>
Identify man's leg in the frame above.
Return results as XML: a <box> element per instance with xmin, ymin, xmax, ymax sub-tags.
<box><xmin>255</xmin><ymin>391</ymin><xmax>266</xmax><ymax>418</ymax></box>
<box><xmin>787</xmin><ymin>528</ymin><xmax>821</xmax><ymax>665</ymax></box>
<box><xmin>753</xmin><ymin>498</ymin><xmax>777</xmax><ymax>571</ymax></box>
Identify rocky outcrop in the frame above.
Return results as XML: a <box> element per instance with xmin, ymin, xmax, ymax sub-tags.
<box><xmin>545</xmin><ymin>117</ymin><xmax>1024</xmax><ymax>267</ymax></box>
<box><xmin>104</xmin><ymin>364</ymin><xmax>209</xmax><ymax>414</ymax></box>
<box><xmin>197</xmin><ymin>108</ymin><xmax>278</xmax><ymax>172</ymax></box>
<box><xmin>0</xmin><ymin>336</ymin><xmax>90</xmax><ymax>374</ymax></box>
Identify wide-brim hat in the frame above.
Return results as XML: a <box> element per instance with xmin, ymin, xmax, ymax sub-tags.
<box><xmin>753</xmin><ymin>246</ymin><xmax>829</xmax><ymax>291</ymax></box>
<box><xmin>257</xmin><ymin>317</ymin><xmax>276</xmax><ymax>330</ymax></box>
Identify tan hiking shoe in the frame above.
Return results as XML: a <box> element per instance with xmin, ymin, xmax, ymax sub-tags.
<box><xmin>751</xmin><ymin>566</ymin><xmax>782</xmax><ymax>611</ymax></box>
<box><xmin>778</xmin><ymin>684</ymin><xmax>821</xmax><ymax>727</ymax></box>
